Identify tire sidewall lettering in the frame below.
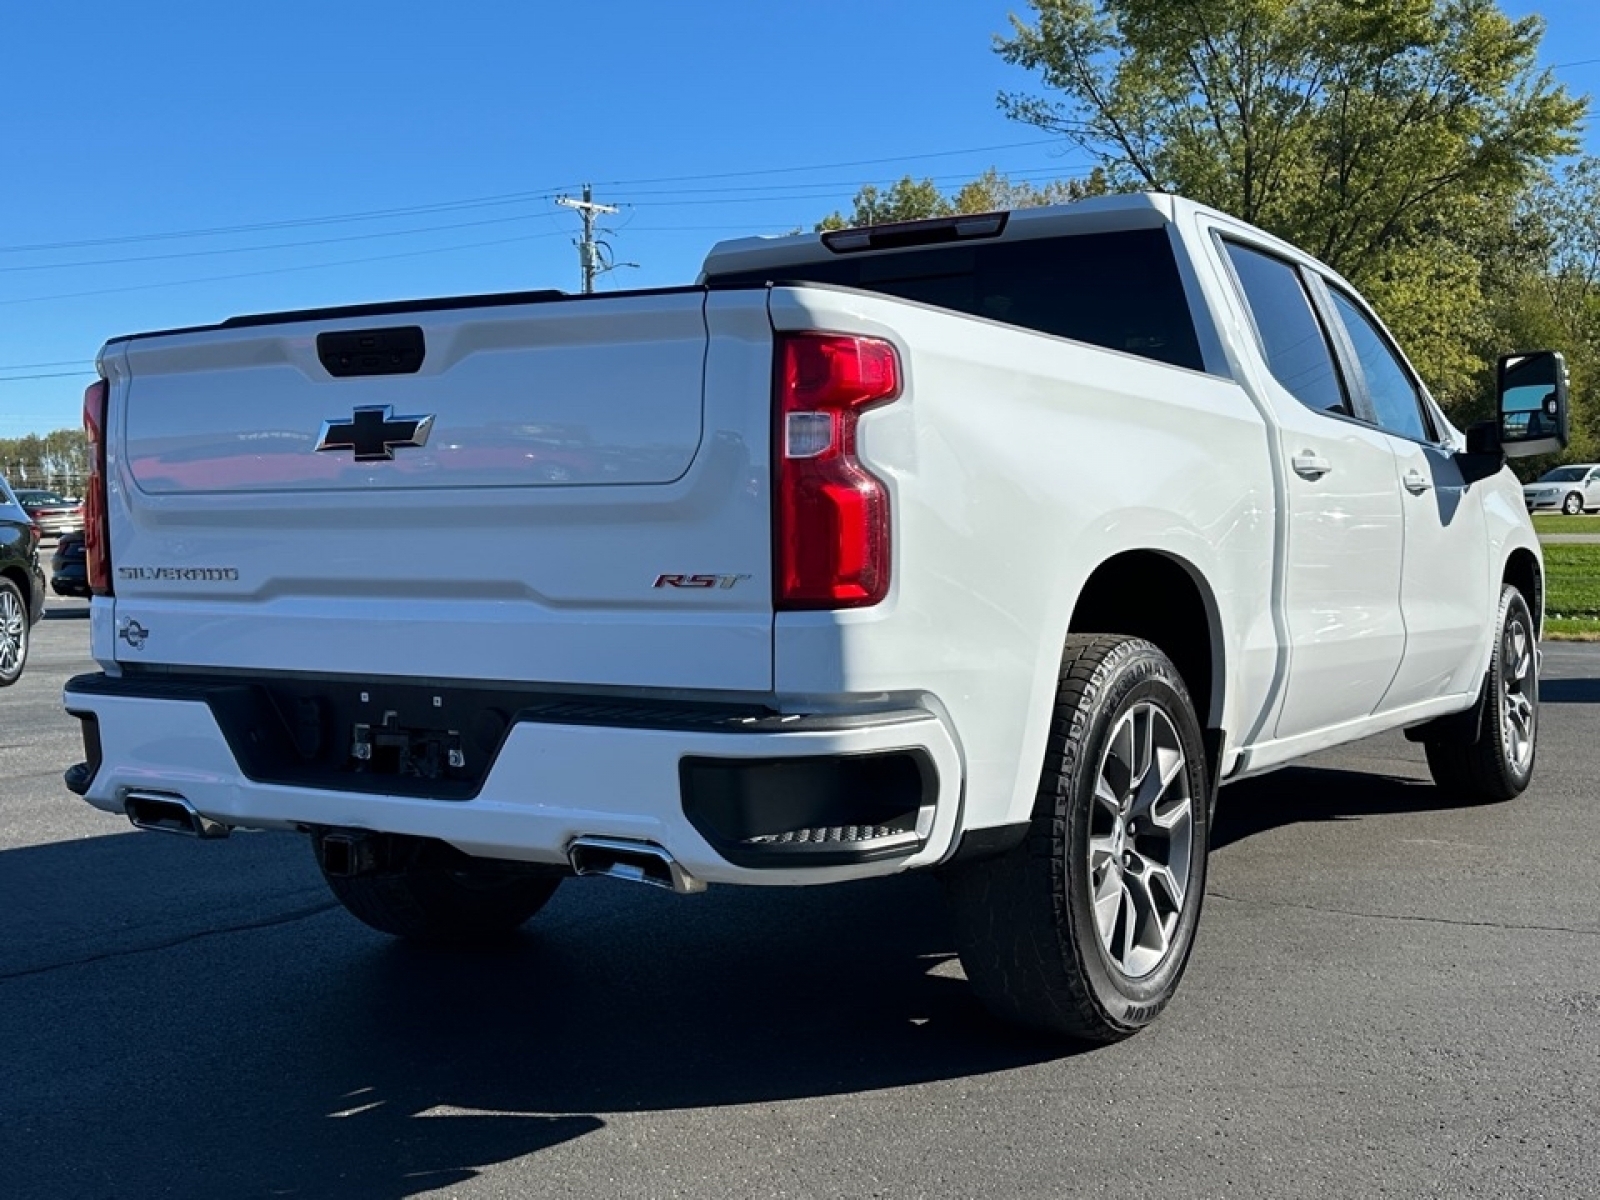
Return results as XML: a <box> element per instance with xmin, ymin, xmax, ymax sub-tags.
<box><xmin>1064</xmin><ymin>648</ymin><xmax>1210</xmax><ymax>1025</ymax></box>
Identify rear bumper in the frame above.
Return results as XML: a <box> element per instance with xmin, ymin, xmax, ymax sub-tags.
<box><xmin>62</xmin><ymin>673</ymin><xmax>964</xmax><ymax>887</ymax></box>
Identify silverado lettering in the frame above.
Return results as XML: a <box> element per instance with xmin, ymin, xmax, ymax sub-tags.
<box><xmin>116</xmin><ymin>566</ymin><xmax>240</xmax><ymax>582</ymax></box>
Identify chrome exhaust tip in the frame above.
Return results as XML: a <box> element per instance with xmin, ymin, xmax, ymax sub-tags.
<box><xmin>124</xmin><ymin>791</ymin><xmax>231</xmax><ymax>840</ymax></box>
<box><xmin>567</xmin><ymin>836</ymin><xmax>705</xmax><ymax>895</ymax></box>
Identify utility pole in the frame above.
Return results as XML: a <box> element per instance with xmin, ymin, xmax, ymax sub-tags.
<box><xmin>556</xmin><ymin>184</ymin><xmax>619</xmax><ymax>294</ymax></box>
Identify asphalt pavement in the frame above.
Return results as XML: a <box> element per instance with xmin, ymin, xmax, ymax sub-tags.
<box><xmin>2</xmin><ymin>598</ymin><xmax>1597</xmax><ymax>1199</ymax></box>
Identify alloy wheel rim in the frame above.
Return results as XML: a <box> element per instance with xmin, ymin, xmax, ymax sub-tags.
<box><xmin>1500</xmin><ymin>612</ymin><xmax>1536</xmax><ymax>774</ymax></box>
<box><xmin>1087</xmin><ymin>701</ymin><xmax>1194</xmax><ymax>979</ymax></box>
<box><xmin>0</xmin><ymin>589</ymin><xmax>23</xmax><ymax>676</ymax></box>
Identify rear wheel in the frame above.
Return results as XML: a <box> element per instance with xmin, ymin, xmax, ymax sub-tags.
<box><xmin>313</xmin><ymin>833</ymin><xmax>562</xmax><ymax>943</ymax></box>
<box><xmin>0</xmin><ymin>579</ymin><xmax>29</xmax><ymax>687</ymax></box>
<box><xmin>1562</xmin><ymin>492</ymin><xmax>1584</xmax><ymax>516</ymax></box>
<box><xmin>945</xmin><ymin>635</ymin><xmax>1210</xmax><ymax>1042</ymax></box>
<box><xmin>1425</xmin><ymin>585</ymin><xmax>1538</xmax><ymax>803</ymax></box>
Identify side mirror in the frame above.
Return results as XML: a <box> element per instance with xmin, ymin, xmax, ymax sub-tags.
<box><xmin>1497</xmin><ymin>350</ymin><xmax>1569</xmax><ymax>459</ymax></box>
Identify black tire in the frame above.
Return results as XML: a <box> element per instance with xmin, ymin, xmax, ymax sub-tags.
<box><xmin>1425</xmin><ymin>585</ymin><xmax>1538</xmax><ymax>803</ymax></box>
<box><xmin>1562</xmin><ymin>492</ymin><xmax>1584</xmax><ymax>516</ymax></box>
<box><xmin>313</xmin><ymin>833</ymin><xmax>562</xmax><ymax>943</ymax></box>
<box><xmin>944</xmin><ymin>635</ymin><xmax>1211</xmax><ymax>1042</ymax></box>
<box><xmin>0</xmin><ymin>578</ymin><xmax>29</xmax><ymax>687</ymax></box>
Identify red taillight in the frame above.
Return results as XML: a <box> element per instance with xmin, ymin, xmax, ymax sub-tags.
<box><xmin>773</xmin><ymin>333</ymin><xmax>901</xmax><ymax>609</ymax></box>
<box><xmin>83</xmin><ymin>379</ymin><xmax>112</xmax><ymax>596</ymax></box>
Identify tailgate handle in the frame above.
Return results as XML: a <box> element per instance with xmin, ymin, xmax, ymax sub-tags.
<box><xmin>318</xmin><ymin>326</ymin><xmax>426</xmax><ymax>377</ymax></box>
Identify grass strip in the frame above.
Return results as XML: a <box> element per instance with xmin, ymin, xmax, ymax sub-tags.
<box><xmin>1542</xmin><ymin>542</ymin><xmax>1600</xmax><ymax>641</ymax></box>
<box><xmin>1532</xmin><ymin>513</ymin><xmax>1600</xmax><ymax>534</ymax></box>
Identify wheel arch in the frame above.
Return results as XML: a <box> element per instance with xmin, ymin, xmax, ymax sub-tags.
<box><xmin>1067</xmin><ymin>549</ymin><xmax>1224</xmax><ymax>736</ymax></box>
<box><xmin>0</xmin><ymin>564</ymin><xmax>33</xmax><ymax>607</ymax></box>
<box><xmin>1503</xmin><ymin>547</ymin><xmax>1543</xmax><ymax>639</ymax></box>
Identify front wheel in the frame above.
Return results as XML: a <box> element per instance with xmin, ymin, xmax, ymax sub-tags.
<box><xmin>0</xmin><ymin>578</ymin><xmax>29</xmax><ymax>687</ymax></box>
<box><xmin>1425</xmin><ymin>585</ymin><xmax>1538</xmax><ymax>803</ymax></box>
<box><xmin>313</xmin><ymin>833</ymin><xmax>562</xmax><ymax>944</ymax></box>
<box><xmin>1562</xmin><ymin>492</ymin><xmax>1584</xmax><ymax>516</ymax></box>
<box><xmin>944</xmin><ymin>635</ymin><xmax>1210</xmax><ymax>1042</ymax></box>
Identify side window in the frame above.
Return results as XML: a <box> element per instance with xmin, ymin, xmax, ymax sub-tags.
<box><xmin>1222</xmin><ymin>242</ymin><xmax>1348</xmax><ymax>416</ymax></box>
<box><xmin>1327</xmin><ymin>290</ymin><xmax>1431</xmax><ymax>443</ymax></box>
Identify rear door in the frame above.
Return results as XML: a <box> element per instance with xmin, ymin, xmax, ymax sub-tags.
<box><xmin>101</xmin><ymin>288</ymin><xmax>777</xmax><ymax>692</ymax></box>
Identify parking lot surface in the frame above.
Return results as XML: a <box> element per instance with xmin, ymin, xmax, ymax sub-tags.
<box><xmin>2</xmin><ymin>597</ymin><xmax>1597</xmax><ymax>1199</ymax></box>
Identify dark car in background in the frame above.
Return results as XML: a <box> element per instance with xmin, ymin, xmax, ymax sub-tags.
<box><xmin>0</xmin><ymin>476</ymin><xmax>47</xmax><ymax>685</ymax></box>
<box><xmin>14</xmin><ymin>487</ymin><xmax>84</xmax><ymax>539</ymax></box>
<box><xmin>50</xmin><ymin>530</ymin><xmax>89</xmax><ymax>598</ymax></box>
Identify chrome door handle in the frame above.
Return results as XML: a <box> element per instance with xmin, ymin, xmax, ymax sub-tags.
<box><xmin>1292</xmin><ymin>453</ymin><xmax>1332</xmax><ymax>480</ymax></box>
<box><xmin>1403</xmin><ymin>470</ymin><xmax>1432</xmax><ymax>495</ymax></box>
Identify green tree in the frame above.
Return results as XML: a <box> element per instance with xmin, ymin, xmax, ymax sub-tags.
<box><xmin>1488</xmin><ymin>157</ymin><xmax>1600</xmax><ymax>465</ymax></box>
<box><xmin>817</xmin><ymin>176</ymin><xmax>953</xmax><ymax>232</ymax></box>
<box><xmin>995</xmin><ymin>0</ymin><xmax>1587</xmax><ymax>412</ymax></box>
<box><xmin>816</xmin><ymin>168</ymin><xmax>1108</xmax><ymax>232</ymax></box>
<box><xmin>950</xmin><ymin>166</ymin><xmax>1111</xmax><ymax>212</ymax></box>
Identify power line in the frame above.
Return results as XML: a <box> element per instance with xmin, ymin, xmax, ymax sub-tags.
<box><xmin>586</xmin><ymin>139</ymin><xmax>1070</xmax><ymax>188</ymax></box>
<box><xmin>0</xmin><ymin>358</ymin><xmax>93</xmax><ymax>370</ymax></box>
<box><xmin>0</xmin><ymin>210</ymin><xmax>559</xmax><ymax>275</ymax></box>
<box><xmin>615</xmin><ymin>164</ymin><xmax>1090</xmax><ymax>200</ymax></box>
<box><xmin>0</xmin><ymin>139</ymin><xmax>1066</xmax><ymax>256</ymax></box>
<box><xmin>0</xmin><ymin>370</ymin><xmax>94</xmax><ymax>383</ymax></box>
<box><xmin>0</xmin><ymin>167</ymin><xmax>1084</xmax><ymax>277</ymax></box>
<box><xmin>0</xmin><ymin>228</ymin><xmax>575</xmax><ymax>307</ymax></box>
<box><xmin>0</xmin><ymin>166</ymin><xmax>1099</xmax><ymax>298</ymax></box>
<box><xmin>0</xmin><ymin>192</ymin><xmax>568</xmax><ymax>256</ymax></box>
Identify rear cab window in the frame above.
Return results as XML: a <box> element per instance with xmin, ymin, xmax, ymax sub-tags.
<box><xmin>707</xmin><ymin>228</ymin><xmax>1206</xmax><ymax>373</ymax></box>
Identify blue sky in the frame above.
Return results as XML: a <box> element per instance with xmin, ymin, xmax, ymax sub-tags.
<box><xmin>2</xmin><ymin>0</ymin><xmax>1596</xmax><ymax>439</ymax></box>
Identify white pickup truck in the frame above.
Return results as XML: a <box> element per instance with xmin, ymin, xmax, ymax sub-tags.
<box><xmin>63</xmin><ymin>194</ymin><xmax>1567</xmax><ymax>1042</ymax></box>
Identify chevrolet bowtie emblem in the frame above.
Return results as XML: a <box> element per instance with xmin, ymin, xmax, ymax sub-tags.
<box><xmin>315</xmin><ymin>405</ymin><xmax>435</xmax><ymax>462</ymax></box>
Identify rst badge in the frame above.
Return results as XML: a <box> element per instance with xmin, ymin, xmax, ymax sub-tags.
<box><xmin>653</xmin><ymin>574</ymin><xmax>751</xmax><ymax>590</ymax></box>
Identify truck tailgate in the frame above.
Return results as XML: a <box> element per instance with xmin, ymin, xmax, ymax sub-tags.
<box><xmin>100</xmin><ymin>288</ymin><xmax>775</xmax><ymax>692</ymax></box>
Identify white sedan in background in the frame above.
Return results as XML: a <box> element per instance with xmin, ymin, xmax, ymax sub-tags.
<box><xmin>1523</xmin><ymin>464</ymin><xmax>1600</xmax><ymax>515</ymax></box>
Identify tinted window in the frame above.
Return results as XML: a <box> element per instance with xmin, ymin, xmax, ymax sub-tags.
<box><xmin>1222</xmin><ymin>242</ymin><xmax>1348</xmax><ymax>415</ymax></box>
<box><xmin>1328</xmin><ymin>290</ymin><xmax>1430</xmax><ymax>442</ymax></box>
<box><xmin>708</xmin><ymin>229</ymin><xmax>1205</xmax><ymax>372</ymax></box>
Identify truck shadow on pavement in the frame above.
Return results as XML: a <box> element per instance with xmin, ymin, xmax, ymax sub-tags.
<box><xmin>0</xmin><ymin>832</ymin><xmax>1065</xmax><ymax>1200</ymax></box>
<box><xmin>1213</xmin><ymin>764</ymin><xmax>1471</xmax><ymax>851</ymax></box>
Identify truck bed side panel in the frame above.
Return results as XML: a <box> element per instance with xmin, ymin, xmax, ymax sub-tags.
<box><xmin>767</xmin><ymin>287</ymin><xmax>1276</xmax><ymax>833</ymax></box>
